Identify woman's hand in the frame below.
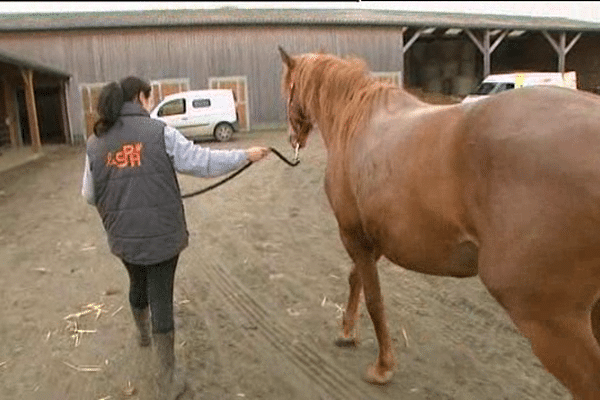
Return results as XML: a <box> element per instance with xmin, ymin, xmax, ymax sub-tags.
<box><xmin>246</xmin><ymin>147</ymin><xmax>271</xmax><ymax>162</ymax></box>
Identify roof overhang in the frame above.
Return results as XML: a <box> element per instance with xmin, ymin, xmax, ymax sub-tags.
<box><xmin>0</xmin><ymin>48</ymin><xmax>70</xmax><ymax>79</ymax></box>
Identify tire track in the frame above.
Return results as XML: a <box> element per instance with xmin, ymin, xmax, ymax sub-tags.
<box><xmin>202</xmin><ymin>261</ymin><xmax>388</xmax><ymax>400</ymax></box>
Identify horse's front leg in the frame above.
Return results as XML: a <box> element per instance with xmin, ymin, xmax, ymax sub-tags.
<box><xmin>337</xmin><ymin>230</ymin><xmax>394</xmax><ymax>384</ymax></box>
<box><xmin>361</xmin><ymin>256</ymin><xmax>395</xmax><ymax>384</ymax></box>
<box><xmin>335</xmin><ymin>262</ymin><xmax>362</xmax><ymax>347</ymax></box>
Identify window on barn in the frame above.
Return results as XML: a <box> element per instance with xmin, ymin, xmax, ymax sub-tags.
<box><xmin>158</xmin><ymin>99</ymin><xmax>186</xmax><ymax>116</ymax></box>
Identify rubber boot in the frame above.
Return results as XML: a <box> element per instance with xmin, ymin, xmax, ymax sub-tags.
<box><xmin>154</xmin><ymin>331</ymin><xmax>187</xmax><ymax>400</ymax></box>
<box><xmin>131</xmin><ymin>306</ymin><xmax>151</xmax><ymax>347</ymax></box>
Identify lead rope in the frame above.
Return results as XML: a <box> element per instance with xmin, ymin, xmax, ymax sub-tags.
<box><xmin>181</xmin><ymin>146</ymin><xmax>300</xmax><ymax>199</ymax></box>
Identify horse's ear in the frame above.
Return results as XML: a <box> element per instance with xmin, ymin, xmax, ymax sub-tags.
<box><xmin>278</xmin><ymin>46</ymin><xmax>295</xmax><ymax>69</ymax></box>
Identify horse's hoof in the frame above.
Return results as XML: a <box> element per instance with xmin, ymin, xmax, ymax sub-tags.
<box><xmin>363</xmin><ymin>363</ymin><xmax>393</xmax><ymax>385</ymax></box>
<box><xmin>334</xmin><ymin>336</ymin><xmax>358</xmax><ymax>348</ymax></box>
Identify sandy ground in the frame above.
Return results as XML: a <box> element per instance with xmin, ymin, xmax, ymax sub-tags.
<box><xmin>0</xmin><ymin>127</ymin><xmax>571</xmax><ymax>400</ymax></box>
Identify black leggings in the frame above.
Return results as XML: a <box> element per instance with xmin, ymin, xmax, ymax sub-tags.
<box><xmin>122</xmin><ymin>255</ymin><xmax>179</xmax><ymax>334</ymax></box>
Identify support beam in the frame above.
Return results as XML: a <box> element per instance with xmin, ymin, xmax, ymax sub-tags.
<box><xmin>465</xmin><ymin>29</ymin><xmax>508</xmax><ymax>78</ymax></box>
<box><xmin>542</xmin><ymin>31</ymin><xmax>582</xmax><ymax>73</ymax></box>
<box><xmin>399</xmin><ymin>27</ymin><xmax>405</xmax><ymax>88</ymax></box>
<box><xmin>20</xmin><ymin>68</ymin><xmax>42</xmax><ymax>153</ymax></box>
<box><xmin>404</xmin><ymin>27</ymin><xmax>424</xmax><ymax>52</ymax></box>
<box><xmin>399</xmin><ymin>27</ymin><xmax>425</xmax><ymax>88</ymax></box>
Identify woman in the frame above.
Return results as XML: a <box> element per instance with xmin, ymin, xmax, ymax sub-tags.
<box><xmin>81</xmin><ymin>76</ymin><xmax>270</xmax><ymax>399</ymax></box>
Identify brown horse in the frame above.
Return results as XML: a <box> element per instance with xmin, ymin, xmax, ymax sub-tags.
<box><xmin>279</xmin><ymin>46</ymin><xmax>600</xmax><ymax>399</ymax></box>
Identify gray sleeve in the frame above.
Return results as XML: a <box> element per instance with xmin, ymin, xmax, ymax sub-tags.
<box><xmin>81</xmin><ymin>154</ymin><xmax>95</xmax><ymax>205</ymax></box>
<box><xmin>163</xmin><ymin>125</ymin><xmax>248</xmax><ymax>178</ymax></box>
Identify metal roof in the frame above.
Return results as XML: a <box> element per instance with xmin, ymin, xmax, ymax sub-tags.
<box><xmin>1</xmin><ymin>8</ymin><xmax>600</xmax><ymax>32</ymax></box>
<box><xmin>0</xmin><ymin>48</ymin><xmax>70</xmax><ymax>78</ymax></box>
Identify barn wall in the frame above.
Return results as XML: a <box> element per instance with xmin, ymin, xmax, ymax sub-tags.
<box><xmin>0</xmin><ymin>25</ymin><xmax>599</xmax><ymax>143</ymax></box>
<box><xmin>0</xmin><ymin>26</ymin><xmax>405</xmax><ymax>142</ymax></box>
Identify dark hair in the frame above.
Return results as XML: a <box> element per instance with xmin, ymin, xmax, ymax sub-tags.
<box><xmin>93</xmin><ymin>76</ymin><xmax>151</xmax><ymax>136</ymax></box>
<box><xmin>120</xmin><ymin>76</ymin><xmax>151</xmax><ymax>102</ymax></box>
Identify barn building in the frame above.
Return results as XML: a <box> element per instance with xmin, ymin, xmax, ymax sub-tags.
<box><xmin>0</xmin><ymin>8</ymin><xmax>600</xmax><ymax>152</ymax></box>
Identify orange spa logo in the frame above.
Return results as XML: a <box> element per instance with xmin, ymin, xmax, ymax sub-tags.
<box><xmin>106</xmin><ymin>143</ymin><xmax>142</xmax><ymax>168</ymax></box>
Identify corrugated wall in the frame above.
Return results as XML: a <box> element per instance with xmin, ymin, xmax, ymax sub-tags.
<box><xmin>0</xmin><ymin>25</ymin><xmax>405</xmax><ymax>142</ymax></box>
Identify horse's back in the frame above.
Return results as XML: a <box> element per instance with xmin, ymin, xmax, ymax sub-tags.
<box><xmin>463</xmin><ymin>86</ymin><xmax>600</xmax><ymax>211</ymax></box>
<box><xmin>461</xmin><ymin>87</ymin><xmax>600</xmax><ymax>291</ymax></box>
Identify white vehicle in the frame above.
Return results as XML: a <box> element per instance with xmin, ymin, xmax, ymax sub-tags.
<box><xmin>150</xmin><ymin>89</ymin><xmax>239</xmax><ymax>141</ymax></box>
<box><xmin>462</xmin><ymin>71</ymin><xmax>577</xmax><ymax>104</ymax></box>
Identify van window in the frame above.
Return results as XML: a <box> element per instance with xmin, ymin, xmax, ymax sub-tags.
<box><xmin>472</xmin><ymin>82</ymin><xmax>496</xmax><ymax>95</ymax></box>
<box><xmin>192</xmin><ymin>98</ymin><xmax>211</xmax><ymax>108</ymax></box>
<box><xmin>497</xmin><ymin>83</ymin><xmax>515</xmax><ymax>92</ymax></box>
<box><xmin>158</xmin><ymin>99</ymin><xmax>185</xmax><ymax>117</ymax></box>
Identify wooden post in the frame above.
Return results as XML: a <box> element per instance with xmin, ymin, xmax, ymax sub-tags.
<box><xmin>2</xmin><ymin>76</ymin><xmax>19</xmax><ymax>147</ymax></box>
<box><xmin>401</xmin><ymin>27</ymin><xmax>424</xmax><ymax>89</ymax></box>
<box><xmin>542</xmin><ymin>31</ymin><xmax>581</xmax><ymax>73</ymax></box>
<box><xmin>20</xmin><ymin>68</ymin><xmax>42</xmax><ymax>153</ymax></box>
<box><xmin>465</xmin><ymin>29</ymin><xmax>508</xmax><ymax>78</ymax></box>
<box><xmin>59</xmin><ymin>80</ymin><xmax>71</xmax><ymax>144</ymax></box>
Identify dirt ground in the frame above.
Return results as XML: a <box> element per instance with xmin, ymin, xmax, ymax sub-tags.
<box><xmin>0</xmin><ymin>128</ymin><xmax>571</xmax><ymax>400</ymax></box>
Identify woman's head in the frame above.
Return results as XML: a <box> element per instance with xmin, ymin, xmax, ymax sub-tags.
<box><xmin>93</xmin><ymin>76</ymin><xmax>152</xmax><ymax>136</ymax></box>
<box><xmin>120</xmin><ymin>76</ymin><xmax>151</xmax><ymax>103</ymax></box>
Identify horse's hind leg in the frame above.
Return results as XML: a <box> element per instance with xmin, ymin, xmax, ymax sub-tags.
<box><xmin>509</xmin><ymin>310</ymin><xmax>600</xmax><ymax>399</ymax></box>
<box><xmin>485</xmin><ymin>278</ymin><xmax>600</xmax><ymax>399</ymax></box>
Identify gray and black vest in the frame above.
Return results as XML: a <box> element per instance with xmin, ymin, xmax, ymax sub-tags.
<box><xmin>86</xmin><ymin>102</ymin><xmax>188</xmax><ymax>265</ymax></box>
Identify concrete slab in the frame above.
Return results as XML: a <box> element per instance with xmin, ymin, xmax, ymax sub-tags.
<box><xmin>0</xmin><ymin>146</ymin><xmax>45</xmax><ymax>174</ymax></box>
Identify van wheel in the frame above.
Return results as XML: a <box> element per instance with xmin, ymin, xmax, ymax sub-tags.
<box><xmin>214</xmin><ymin>123</ymin><xmax>233</xmax><ymax>142</ymax></box>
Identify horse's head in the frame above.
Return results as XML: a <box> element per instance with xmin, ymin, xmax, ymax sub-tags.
<box><xmin>279</xmin><ymin>46</ymin><xmax>313</xmax><ymax>151</ymax></box>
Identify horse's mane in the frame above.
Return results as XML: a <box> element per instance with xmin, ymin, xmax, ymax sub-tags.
<box><xmin>290</xmin><ymin>53</ymin><xmax>404</xmax><ymax>144</ymax></box>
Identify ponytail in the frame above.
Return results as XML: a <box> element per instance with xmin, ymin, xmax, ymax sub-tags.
<box><xmin>93</xmin><ymin>81</ymin><xmax>124</xmax><ymax>136</ymax></box>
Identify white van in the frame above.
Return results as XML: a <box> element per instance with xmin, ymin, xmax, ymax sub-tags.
<box><xmin>150</xmin><ymin>89</ymin><xmax>239</xmax><ymax>141</ymax></box>
<box><xmin>462</xmin><ymin>71</ymin><xmax>577</xmax><ymax>104</ymax></box>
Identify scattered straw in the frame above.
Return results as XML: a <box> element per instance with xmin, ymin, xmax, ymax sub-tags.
<box><xmin>63</xmin><ymin>361</ymin><xmax>102</xmax><ymax>372</ymax></box>
<box><xmin>0</xmin><ymin>361</ymin><xmax>7</xmax><ymax>368</ymax></box>
<box><xmin>333</xmin><ymin>303</ymin><xmax>345</xmax><ymax>319</ymax></box>
<box><xmin>321</xmin><ymin>296</ymin><xmax>327</xmax><ymax>307</ymax></box>
<box><xmin>63</xmin><ymin>308</ymin><xmax>93</xmax><ymax>320</ymax></box>
<box><xmin>401</xmin><ymin>327</ymin><xmax>409</xmax><ymax>348</ymax></box>
<box><xmin>110</xmin><ymin>305</ymin><xmax>123</xmax><ymax>317</ymax></box>
<box><xmin>64</xmin><ymin>303</ymin><xmax>107</xmax><ymax>321</ymax></box>
<box><xmin>63</xmin><ymin>303</ymin><xmax>107</xmax><ymax>346</ymax></box>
